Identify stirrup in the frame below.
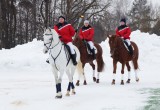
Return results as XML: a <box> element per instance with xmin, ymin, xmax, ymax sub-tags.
<box><xmin>46</xmin><ymin>59</ymin><xmax>50</xmax><ymax>64</ymax></box>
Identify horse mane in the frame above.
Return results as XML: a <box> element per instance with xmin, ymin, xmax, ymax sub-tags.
<box><xmin>51</xmin><ymin>29</ymin><xmax>59</xmax><ymax>37</ymax></box>
<box><xmin>110</xmin><ymin>35</ymin><xmax>125</xmax><ymax>50</ymax></box>
<box><xmin>115</xmin><ymin>37</ymin><xmax>124</xmax><ymax>48</ymax></box>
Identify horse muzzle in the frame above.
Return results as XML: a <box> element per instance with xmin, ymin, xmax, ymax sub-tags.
<box><xmin>43</xmin><ymin>48</ymin><xmax>48</xmax><ymax>54</ymax></box>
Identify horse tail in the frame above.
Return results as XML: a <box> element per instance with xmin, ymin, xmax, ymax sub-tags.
<box><xmin>97</xmin><ymin>55</ymin><xmax>105</xmax><ymax>72</ymax></box>
<box><xmin>96</xmin><ymin>45</ymin><xmax>105</xmax><ymax>72</ymax></box>
<box><xmin>131</xmin><ymin>42</ymin><xmax>139</xmax><ymax>70</ymax></box>
<box><xmin>76</xmin><ymin>60</ymin><xmax>83</xmax><ymax>75</ymax></box>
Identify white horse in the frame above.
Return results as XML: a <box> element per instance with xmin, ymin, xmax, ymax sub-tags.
<box><xmin>43</xmin><ymin>28</ymin><xmax>80</xmax><ymax>99</ymax></box>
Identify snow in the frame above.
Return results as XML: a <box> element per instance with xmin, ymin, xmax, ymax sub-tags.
<box><xmin>0</xmin><ymin>30</ymin><xmax>160</xmax><ymax>110</ymax></box>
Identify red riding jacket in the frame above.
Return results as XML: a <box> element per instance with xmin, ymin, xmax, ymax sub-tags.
<box><xmin>54</xmin><ymin>22</ymin><xmax>75</xmax><ymax>44</ymax></box>
<box><xmin>79</xmin><ymin>25</ymin><xmax>94</xmax><ymax>41</ymax></box>
<box><xmin>116</xmin><ymin>25</ymin><xmax>131</xmax><ymax>40</ymax></box>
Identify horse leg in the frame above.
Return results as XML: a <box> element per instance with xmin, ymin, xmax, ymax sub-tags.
<box><xmin>52</xmin><ymin>70</ymin><xmax>59</xmax><ymax>97</ymax></box>
<box><xmin>51</xmin><ymin>67</ymin><xmax>59</xmax><ymax>98</ymax></box>
<box><xmin>83</xmin><ymin>72</ymin><xmax>87</xmax><ymax>85</ymax></box>
<box><xmin>66</xmin><ymin>68</ymin><xmax>76</xmax><ymax>96</ymax></box>
<box><xmin>76</xmin><ymin>73</ymin><xmax>80</xmax><ymax>86</ymax></box>
<box><xmin>133</xmin><ymin>60</ymin><xmax>139</xmax><ymax>82</ymax></box>
<box><xmin>112</xmin><ymin>60</ymin><xmax>117</xmax><ymax>85</ymax></box>
<box><xmin>76</xmin><ymin>61</ymin><xmax>83</xmax><ymax>86</ymax></box>
<box><xmin>126</xmin><ymin>62</ymin><xmax>131</xmax><ymax>83</ymax></box>
<box><xmin>89</xmin><ymin>62</ymin><xmax>96</xmax><ymax>82</ymax></box>
<box><xmin>52</xmin><ymin>67</ymin><xmax>62</xmax><ymax>99</ymax></box>
<box><xmin>66</xmin><ymin>69</ymin><xmax>71</xmax><ymax>96</ymax></box>
<box><xmin>96</xmin><ymin>53</ymin><xmax>104</xmax><ymax>83</ymax></box>
<box><xmin>55</xmin><ymin>70</ymin><xmax>64</xmax><ymax>99</ymax></box>
<box><xmin>82</xmin><ymin>64</ymin><xmax>87</xmax><ymax>85</ymax></box>
<box><xmin>96</xmin><ymin>72</ymin><xmax>100</xmax><ymax>83</ymax></box>
<box><xmin>71</xmin><ymin>67</ymin><xmax>76</xmax><ymax>95</ymax></box>
<box><xmin>120</xmin><ymin>63</ymin><xmax>125</xmax><ymax>85</ymax></box>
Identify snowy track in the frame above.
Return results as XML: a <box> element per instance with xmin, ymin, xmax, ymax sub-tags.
<box><xmin>0</xmin><ymin>30</ymin><xmax>160</xmax><ymax>110</ymax></box>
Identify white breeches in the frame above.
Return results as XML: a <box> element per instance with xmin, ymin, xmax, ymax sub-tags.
<box><xmin>67</xmin><ymin>42</ymin><xmax>75</xmax><ymax>54</ymax></box>
<box><xmin>87</xmin><ymin>41</ymin><xmax>94</xmax><ymax>49</ymax></box>
<box><xmin>125</xmin><ymin>39</ymin><xmax>131</xmax><ymax>46</ymax></box>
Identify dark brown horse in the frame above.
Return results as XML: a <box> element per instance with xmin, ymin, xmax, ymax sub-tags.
<box><xmin>108</xmin><ymin>35</ymin><xmax>139</xmax><ymax>85</ymax></box>
<box><xmin>73</xmin><ymin>37</ymin><xmax>104</xmax><ymax>85</ymax></box>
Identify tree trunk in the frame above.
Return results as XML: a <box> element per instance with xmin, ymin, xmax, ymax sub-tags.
<box><xmin>1</xmin><ymin>0</ymin><xmax>10</xmax><ymax>49</ymax></box>
<box><xmin>33</xmin><ymin>0</ymin><xmax>37</xmax><ymax>39</ymax></box>
<box><xmin>0</xmin><ymin>1</ymin><xmax>2</xmax><ymax>49</ymax></box>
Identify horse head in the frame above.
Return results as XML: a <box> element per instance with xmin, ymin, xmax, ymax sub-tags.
<box><xmin>43</xmin><ymin>27</ymin><xmax>60</xmax><ymax>54</ymax></box>
<box><xmin>108</xmin><ymin>35</ymin><xmax>117</xmax><ymax>55</ymax></box>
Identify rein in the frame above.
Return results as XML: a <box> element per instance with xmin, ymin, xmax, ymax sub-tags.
<box><xmin>50</xmin><ymin>43</ymin><xmax>63</xmax><ymax>71</ymax></box>
<box><xmin>44</xmin><ymin>34</ymin><xmax>70</xmax><ymax>71</ymax></box>
<box><xmin>44</xmin><ymin>34</ymin><xmax>63</xmax><ymax>71</ymax></box>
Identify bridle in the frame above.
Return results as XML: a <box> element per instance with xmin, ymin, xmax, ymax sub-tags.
<box><xmin>43</xmin><ymin>33</ymin><xmax>63</xmax><ymax>71</ymax></box>
<box><xmin>110</xmin><ymin>38</ymin><xmax>124</xmax><ymax>56</ymax></box>
<box><xmin>43</xmin><ymin>33</ymin><xmax>60</xmax><ymax>50</ymax></box>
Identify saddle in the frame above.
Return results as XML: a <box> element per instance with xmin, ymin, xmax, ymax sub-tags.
<box><xmin>122</xmin><ymin>40</ymin><xmax>134</xmax><ymax>55</ymax></box>
<box><xmin>64</xmin><ymin>44</ymin><xmax>77</xmax><ymax>65</ymax></box>
<box><xmin>83</xmin><ymin>40</ymin><xmax>96</xmax><ymax>55</ymax></box>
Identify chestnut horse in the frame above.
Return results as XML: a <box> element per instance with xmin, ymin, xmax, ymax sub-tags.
<box><xmin>73</xmin><ymin>37</ymin><xmax>104</xmax><ymax>85</ymax></box>
<box><xmin>108</xmin><ymin>35</ymin><xmax>139</xmax><ymax>85</ymax></box>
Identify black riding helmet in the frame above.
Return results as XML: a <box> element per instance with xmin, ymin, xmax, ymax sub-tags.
<box><xmin>58</xmin><ymin>16</ymin><xmax>65</xmax><ymax>21</ymax></box>
<box><xmin>120</xmin><ymin>18</ymin><xmax>126</xmax><ymax>24</ymax></box>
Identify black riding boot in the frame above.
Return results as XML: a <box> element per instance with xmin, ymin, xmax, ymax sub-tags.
<box><xmin>91</xmin><ymin>49</ymin><xmax>96</xmax><ymax>59</ymax></box>
<box><xmin>128</xmin><ymin>45</ymin><xmax>133</xmax><ymax>56</ymax></box>
<box><xmin>71</xmin><ymin>54</ymin><xmax>77</xmax><ymax>65</ymax></box>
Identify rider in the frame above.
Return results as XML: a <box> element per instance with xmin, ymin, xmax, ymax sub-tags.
<box><xmin>53</xmin><ymin>16</ymin><xmax>77</xmax><ymax>65</ymax></box>
<box><xmin>79</xmin><ymin>20</ymin><xmax>95</xmax><ymax>58</ymax></box>
<box><xmin>116</xmin><ymin>18</ymin><xmax>133</xmax><ymax>55</ymax></box>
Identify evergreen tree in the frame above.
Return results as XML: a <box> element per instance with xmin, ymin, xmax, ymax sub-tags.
<box><xmin>129</xmin><ymin>0</ymin><xmax>151</xmax><ymax>32</ymax></box>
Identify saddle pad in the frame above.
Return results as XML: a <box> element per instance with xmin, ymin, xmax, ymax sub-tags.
<box><xmin>123</xmin><ymin>42</ymin><xmax>134</xmax><ymax>51</ymax></box>
<box><xmin>86</xmin><ymin>46</ymin><xmax>97</xmax><ymax>55</ymax></box>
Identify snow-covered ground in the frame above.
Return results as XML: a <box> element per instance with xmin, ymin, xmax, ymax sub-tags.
<box><xmin>0</xmin><ymin>30</ymin><xmax>160</xmax><ymax>110</ymax></box>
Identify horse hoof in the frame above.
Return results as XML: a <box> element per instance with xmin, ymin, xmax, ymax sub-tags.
<box><xmin>111</xmin><ymin>80</ymin><xmax>115</xmax><ymax>85</ymax></box>
<box><xmin>111</xmin><ymin>83</ymin><xmax>115</xmax><ymax>85</ymax></box>
<box><xmin>83</xmin><ymin>82</ymin><xmax>87</xmax><ymax>85</ymax></box>
<box><xmin>72</xmin><ymin>92</ymin><xmax>76</xmax><ymax>95</ymax></box>
<box><xmin>83</xmin><ymin>81</ymin><xmax>87</xmax><ymax>85</ymax></box>
<box><xmin>121</xmin><ymin>83</ymin><xmax>124</xmax><ymax>85</ymax></box>
<box><xmin>66</xmin><ymin>93</ymin><xmax>70</xmax><ymax>96</ymax></box>
<box><xmin>76</xmin><ymin>80</ymin><xmax>80</xmax><ymax>86</ymax></box>
<box><xmin>126</xmin><ymin>79</ymin><xmax>131</xmax><ymax>83</ymax></box>
<box><xmin>120</xmin><ymin>80</ymin><xmax>124</xmax><ymax>85</ymax></box>
<box><xmin>93</xmin><ymin>77</ymin><xmax>96</xmax><ymax>82</ymax></box>
<box><xmin>76</xmin><ymin>83</ymin><xmax>79</xmax><ymax>86</ymax></box>
<box><xmin>55</xmin><ymin>95</ymin><xmax>62</xmax><ymax>99</ymax></box>
<box><xmin>136</xmin><ymin>78</ymin><xmax>139</xmax><ymax>82</ymax></box>
<box><xmin>96</xmin><ymin>79</ymin><xmax>99</xmax><ymax>83</ymax></box>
